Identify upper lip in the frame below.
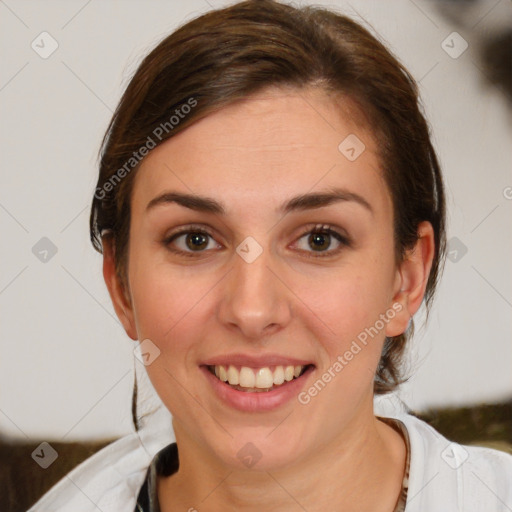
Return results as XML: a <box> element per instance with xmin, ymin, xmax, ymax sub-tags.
<box><xmin>201</xmin><ymin>353</ymin><xmax>315</xmax><ymax>368</ymax></box>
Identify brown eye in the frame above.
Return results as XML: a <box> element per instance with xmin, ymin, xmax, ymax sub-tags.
<box><xmin>164</xmin><ymin>227</ymin><xmax>220</xmax><ymax>256</ymax></box>
<box><xmin>184</xmin><ymin>232</ymin><xmax>209</xmax><ymax>251</ymax></box>
<box><xmin>295</xmin><ymin>225</ymin><xmax>350</xmax><ymax>257</ymax></box>
<box><xmin>308</xmin><ymin>232</ymin><xmax>331</xmax><ymax>251</ymax></box>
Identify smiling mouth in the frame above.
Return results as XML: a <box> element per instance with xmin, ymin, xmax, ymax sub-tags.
<box><xmin>207</xmin><ymin>364</ymin><xmax>313</xmax><ymax>392</ymax></box>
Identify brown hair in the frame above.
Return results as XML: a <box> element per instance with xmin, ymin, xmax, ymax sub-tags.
<box><xmin>90</xmin><ymin>0</ymin><xmax>446</xmax><ymax>403</ymax></box>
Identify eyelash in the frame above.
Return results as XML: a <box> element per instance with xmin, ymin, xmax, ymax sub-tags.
<box><xmin>162</xmin><ymin>223</ymin><xmax>351</xmax><ymax>259</ymax></box>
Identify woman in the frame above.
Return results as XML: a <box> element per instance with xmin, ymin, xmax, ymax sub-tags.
<box><xmin>29</xmin><ymin>1</ymin><xmax>512</xmax><ymax>511</ymax></box>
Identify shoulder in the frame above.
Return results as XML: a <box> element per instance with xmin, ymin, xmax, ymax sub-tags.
<box><xmin>27</xmin><ymin>427</ymin><xmax>174</xmax><ymax>512</ymax></box>
<box><xmin>396</xmin><ymin>413</ymin><xmax>512</xmax><ymax>512</ymax></box>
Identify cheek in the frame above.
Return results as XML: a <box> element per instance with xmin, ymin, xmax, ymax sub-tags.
<box><xmin>304</xmin><ymin>263</ymin><xmax>394</xmax><ymax>338</ymax></box>
<box><xmin>128</xmin><ymin>260</ymin><xmax>213</xmax><ymax>420</ymax></box>
<box><xmin>319</xmin><ymin>285</ymin><xmax>386</xmax><ymax>379</ymax></box>
<box><xmin>128</xmin><ymin>245</ymin><xmax>189</xmax><ymax>343</ymax></box>
<box><xmin>127</xmin><ymin>247</ymin><xmax>227</xmax><ymax>378</ymax></box>
<box><xmin>301</xmin><ymin>259</ymin><xmax>396</xmax><ymax>388</ymax></box>
<box><xmin>130</xmin><ymin>270</ymin><xmax>203</xmax><ymax>347</ymax></box>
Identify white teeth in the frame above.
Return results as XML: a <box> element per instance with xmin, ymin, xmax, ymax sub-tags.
<box><xmin>273</xmin><ymin>366</ymin><xmax>285</xmax><ymax>385</ymax></box>
<box><xmin>218</xmin><ymin>365</ymin><xmax>228</xmax><ymax>382</ymax></box>
<box><xmin>211</xmin><ymin>364</ymin><xmax>307</xmax><ymax>389</ymax></box>
<box><xmin>255</xmin><ymin>367</ymin><xmax>274</xmax><ymax>388</ymax></box>
<box><xmin>239</xmin><ymin>367</ymin><xmax>256</xmax><ymax>387</ymax></box>
<box><xmin>227</xmin><ymin>365</ymin><xmax>239</xmax><ymax>385</ymax></box>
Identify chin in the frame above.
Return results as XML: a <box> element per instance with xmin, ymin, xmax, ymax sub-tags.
<box><xmin>205</xmin><ymin>429</ymin><xmax>309</xmax><ymax>472</ymax></box>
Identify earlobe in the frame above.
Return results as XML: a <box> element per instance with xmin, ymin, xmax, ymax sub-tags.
<box><xmin>385</xmin><ymin>221</ymin><xmax>435</xmax><ymax>337</ymax></box>
<box><xmin>102</xmin><ymin>236</ymin><xmax>138</xmax><ymax>341</ymax></box>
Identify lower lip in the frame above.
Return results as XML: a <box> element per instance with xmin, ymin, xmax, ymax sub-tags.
<box><xmin>200</xmin><ymin>365</ymin><xmax>315</xmax><ymax>412</ymax></box>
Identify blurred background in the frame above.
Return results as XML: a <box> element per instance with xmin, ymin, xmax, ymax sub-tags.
<box><xmin>1</xmin><ymin>0</ymin><xmax>511</xmax><ymax>510</ymax></box>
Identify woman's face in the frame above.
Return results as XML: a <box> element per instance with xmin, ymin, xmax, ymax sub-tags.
<box><xmin>117</xmin><ymin>87</ymin><xmax>413</xmax><ymax>470</ymax></box>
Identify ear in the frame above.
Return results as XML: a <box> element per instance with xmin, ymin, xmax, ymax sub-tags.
<box><xmin>102</xmin><ymin>236</ymin><xmax>138</xmax><ymax>341</ymax></box>
<box><xmin>385</xmin><ymin>221</ymin><xmax>435</xmax><ymax>337</ymax></box>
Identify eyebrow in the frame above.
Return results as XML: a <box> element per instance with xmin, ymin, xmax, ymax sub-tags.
<box><xmin>145</xmin><ymin>187</ymin><xmax>373</xmax><ymax>216</ymax></box>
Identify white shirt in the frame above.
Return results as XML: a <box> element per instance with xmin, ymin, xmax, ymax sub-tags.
<box><xmin>28</xmin><ymin>400</ymin><xmax>512</xmax><ymax>511</ymax></box>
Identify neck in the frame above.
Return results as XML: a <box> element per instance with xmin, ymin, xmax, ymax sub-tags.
<box><xmin>158</xmin><ymin>405</ymin><xmax>406</xmax><ymax>512</ymax></box>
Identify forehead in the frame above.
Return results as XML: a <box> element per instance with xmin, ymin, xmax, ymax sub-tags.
<box><xmin>132</xmin><ymin>87</ymin><xmax>389</xmax><ymax>217</ymax></box>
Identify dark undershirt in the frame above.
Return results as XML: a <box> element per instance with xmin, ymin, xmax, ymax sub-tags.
<box><xmin>134</xmin><ymin>417</ymin><xmax>410</xmax><ymax>512</ymax></box>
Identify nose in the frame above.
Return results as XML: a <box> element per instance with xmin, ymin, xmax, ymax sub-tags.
<box><xmin>217</xmin><ymin>244</ymin><xmax>292</xmax><ymax>340</ymax></box>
